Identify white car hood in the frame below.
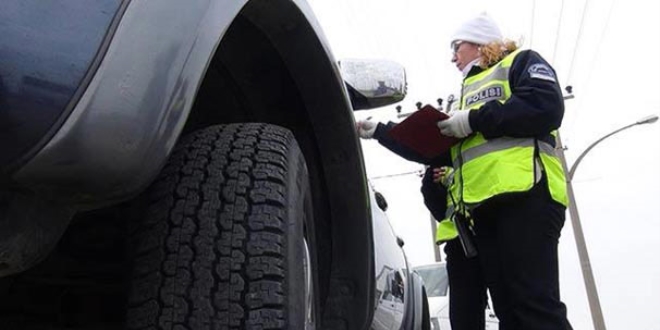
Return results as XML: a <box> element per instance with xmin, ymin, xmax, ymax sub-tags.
<box><xmin>427</xmin><ymin>296</ymin><xmax>449</xmax><ymax>318</ymax></box>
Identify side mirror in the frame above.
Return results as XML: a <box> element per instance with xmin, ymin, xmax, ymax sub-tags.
<box><xmin>339</xmin><ymin>59</ymin><xmax>406</xmax><ymax>110</ymax></box>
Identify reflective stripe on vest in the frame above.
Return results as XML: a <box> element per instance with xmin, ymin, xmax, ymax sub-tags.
<box><xmin>451</xmin><ymin>137</ymin><xmax>557</xmax><ymax>165</ymax></box>
<box><xmin>449</xmin><ymin>49</ymin><xmax>568</xmax><ymax>207</ymax></box>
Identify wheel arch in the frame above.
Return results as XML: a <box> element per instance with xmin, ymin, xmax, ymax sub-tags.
<box><xmin>184</xmin><ymin>0</ymin><xmax>375</xmax><ymax>329</ymax></box>
<box><xmin>403</xmin><ymin>271</ymin><xmax>430</xmax><ymax>330</ymax></box>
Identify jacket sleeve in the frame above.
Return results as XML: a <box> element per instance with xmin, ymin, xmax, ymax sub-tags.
<box><xmin>468</xmin><ymin>50</ymin><xmax>565</xmax><ymax>139</ymax></box>
<box><xmin>373</xmin><ymin>122</ymin><xmax>451</xmax><ymax>166</ymax></box>
<box><xmin>420</xmin><ymin>167</ymin><xmax>448</xmax><ymax>221</ymax></box>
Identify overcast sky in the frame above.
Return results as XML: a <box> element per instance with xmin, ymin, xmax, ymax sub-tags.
<box><xmin>306</xmin><ymin>0</ymin><xmax>660</xmax><ymax>329</ymax></box>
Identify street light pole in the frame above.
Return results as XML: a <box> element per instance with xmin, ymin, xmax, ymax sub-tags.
<box><xmin>557</xmin><ymin>134</ymin><xmax>606</xmax><ymax>330</ymax></box>
<box><xmin>568</xmin><ymin>115</ymin><xmax>659</xmax><ymax>178</ymax></box>
<box><xmin>557</xmin><ymin>114</ymin><xmax>658</xmax><ymax>330</ymax></box>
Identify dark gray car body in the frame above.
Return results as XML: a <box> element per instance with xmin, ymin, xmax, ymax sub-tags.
<box><xmin>0</xmin><ymin>1</ymin><xmax>427</xmax><ymax>329</ymax></box>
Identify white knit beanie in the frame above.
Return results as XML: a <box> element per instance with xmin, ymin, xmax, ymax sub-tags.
<box><xmin>450</xmin><ymin>12</ymin><xmax>503</xmax><ymax>47</ymax></box>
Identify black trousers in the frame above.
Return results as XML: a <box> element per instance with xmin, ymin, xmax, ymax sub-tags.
<box><xmin>444</xmin><ymin>238</ymin><xmax>487</xmax><ymax>330</ymax></box>
<box><xmin>471</xmin><ymin>180</ymin><xmax>573</xmax><ymax>330</ymax></box>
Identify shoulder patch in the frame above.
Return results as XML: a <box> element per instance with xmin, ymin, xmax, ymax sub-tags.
<box><xmin>528</xmin><ymin>63</ymin><xmax>556</xmax><ymax>83</ymax></box>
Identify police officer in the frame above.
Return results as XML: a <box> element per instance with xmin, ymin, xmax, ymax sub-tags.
<box><xmin>437</xmin><ymin>12</ymin><xmax>573</xmax><ymax>330</ymax></box>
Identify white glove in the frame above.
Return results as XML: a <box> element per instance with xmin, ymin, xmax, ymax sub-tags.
<box><xmin>356</xmin><ymin>119</ymin><xmax>377</xmax><ymax>139</ymax></box>
<box><xmin>437</xmin><ymin>110</ymin><xmax>473</xmax><ymax>138</ymax></box>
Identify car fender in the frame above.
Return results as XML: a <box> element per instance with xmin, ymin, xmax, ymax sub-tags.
<box><xmin>402</xmin><ymin>270</ymin><xmax>428</xmax><ymax>330</ymax></box>
<box><xmin>12</xmin><ymin>0</ymin><xmax>248</xmax><ymax>203</ymax></box>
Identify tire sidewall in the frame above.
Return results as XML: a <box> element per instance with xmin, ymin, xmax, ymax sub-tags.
<box><xmin>284</xmin><ymin>141</ymin><xmax>318</xmax><ymax>328</ymax></box>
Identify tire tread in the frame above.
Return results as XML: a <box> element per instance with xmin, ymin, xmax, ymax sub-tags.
<box><xmin>127</xmin><ymin>124</ymin><xmax>299</xmax><ymax>330</ymax></box>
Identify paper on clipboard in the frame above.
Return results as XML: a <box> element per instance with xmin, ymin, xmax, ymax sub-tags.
<box><xmin>387</xmin><ymin>105</ymin><xmax>459</xmax><ymax>159</ymax></box>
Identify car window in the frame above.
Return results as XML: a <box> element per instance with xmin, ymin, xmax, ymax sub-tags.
<box><xmin>415</xmin><ymin>264</ymin><xmax>449</xmax><ymax>297</ymax></box>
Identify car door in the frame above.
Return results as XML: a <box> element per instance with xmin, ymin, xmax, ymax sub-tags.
<box><xmin>369</xmin><ymin>187</ymin><xmax>409</xmax><ymax>330</ymax></box>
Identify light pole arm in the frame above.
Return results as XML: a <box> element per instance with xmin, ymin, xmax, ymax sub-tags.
<box><xmin>568</xmin><ymin>123</ymin><xmax>636</xmax><ymax>179</ymax></box>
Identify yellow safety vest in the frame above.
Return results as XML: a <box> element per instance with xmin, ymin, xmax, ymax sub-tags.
<box><xmin>435</xmin><ymin>50</ymin><xmax>568</xmax><ymax>244</ymax></box>
<box><xmin>435</xmin><ymin>218</ymin><xmax>458</xmax><ymax>244</ymax></box>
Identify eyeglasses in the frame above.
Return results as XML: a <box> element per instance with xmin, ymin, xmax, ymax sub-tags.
<box><xmin>451</xmin><ymin>41</ymin><xmax>465</xmax><ymax>55</ymax></box>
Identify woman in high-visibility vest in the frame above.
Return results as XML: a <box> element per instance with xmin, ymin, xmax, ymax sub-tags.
<box><xmin>437</xmin><ymin>12</ymin><xmax>573</xmax><ymax>330</ymax></box>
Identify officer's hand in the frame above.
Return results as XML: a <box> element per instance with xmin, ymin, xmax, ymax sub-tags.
<box><xmin>432</xmin><ymin>166</ymin><xmax>454</xmax><ymax>187</ymax></box>
<box><xmin>437</xmin><ymin>110</ymin><xmax>472</xmax><ymax>138</ymax></box>
<box><xmin>356</xmin><ymin>119</ymin><xmax>377</xmax><ymax>139</ymax></box>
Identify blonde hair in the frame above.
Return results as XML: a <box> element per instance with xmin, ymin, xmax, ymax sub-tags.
<box><xmin>478</xmin><ymin>39</ymin><xmax>518</xmax><ymax>68</ymax></box>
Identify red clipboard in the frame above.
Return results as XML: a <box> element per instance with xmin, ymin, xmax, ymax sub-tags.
<box><xmin>387</xmin><ymin>105</ymin><xmax>459</xmax><ymax>158</ymax></box>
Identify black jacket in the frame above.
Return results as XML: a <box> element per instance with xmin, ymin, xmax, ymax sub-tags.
<box><xmin>372</xmin><ymin>122</ymin><xmax>452</xmax><ymax>167</ymax></box>
<box><xmin>467</xmin><ymin>49</ymin><xmax>564</xmax><ymax>147</ymax></box>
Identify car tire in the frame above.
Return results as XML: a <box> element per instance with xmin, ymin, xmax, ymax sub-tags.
<box><xmin>421</xmin><ymin>288</ymin><xmax>431</xmax><ymax>330</ymax></box>
<box><xmin>127</xmin><ymin>123</ymin><xmax>318</xmax><ymax>329</ymax></box>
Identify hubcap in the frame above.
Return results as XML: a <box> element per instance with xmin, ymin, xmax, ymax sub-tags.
<box><xmin>303</xmin><ymin>237</ymin><xmax>315</xmax><ymax>329</ymax></box>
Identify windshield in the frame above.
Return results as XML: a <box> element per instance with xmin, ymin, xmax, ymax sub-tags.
<box><xmin>415</xmin><ymin>264</ymin><xmax>449</xmax><ymax>298</ymax></box>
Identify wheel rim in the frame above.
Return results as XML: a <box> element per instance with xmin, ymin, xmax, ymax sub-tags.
<box><xmin>303</xmin><ymin>237</ymin><xmax>315</xmax><ymax>330</ymax></box>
